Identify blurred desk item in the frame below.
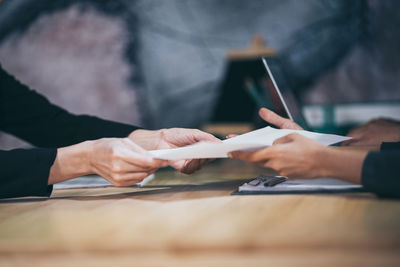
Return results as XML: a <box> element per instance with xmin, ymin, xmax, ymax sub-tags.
<box><xmin>303</xmin><ymin>100</ymin><xmax>400</xmax><ymax>134</ymax></box>
<box><xmin>1</xmin><ymin>160</ymin><xmax>400</xmax><ymax>266</ymax></box>
<box><xmin>212</xmin><ymin>36</ymin><xmax>277</xmax><ymax>127</ymax></box>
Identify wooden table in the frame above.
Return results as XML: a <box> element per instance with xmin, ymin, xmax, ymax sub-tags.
<box><xmin>1</xmin><ymin>159</ymin><xmax>400</xmax><ymax>266</ymax></box>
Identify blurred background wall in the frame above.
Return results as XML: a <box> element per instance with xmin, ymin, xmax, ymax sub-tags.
<box><xmin>0</xmin><ymin>0</ymin><xmax>399</xmax><ymax>149</ymax></box>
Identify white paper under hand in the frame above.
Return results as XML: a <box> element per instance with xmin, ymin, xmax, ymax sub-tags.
<box><xmin>149</xmin><ymin>126</ymin><xmax>351</xmax><ymax>160</ymax></box>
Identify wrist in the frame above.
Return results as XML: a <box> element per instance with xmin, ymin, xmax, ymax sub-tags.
<box><xmin>61</xmin><ymin>140</ymin><xmax>93</xmax><ymax>176</ymax></box>
<box><xmin>82</xmin><ymin>140</ymin><xmax>95</xmax><ymax>174</ymax></box>
<box><xmin>49</xmin><ymin>141</ymin><xmax>94</xmax><ymax>184</ymax></box>
<box><xmin>318</xmin><ymin>146</ymin><xmax>367</xmax><ymax>184</ymax></box>
<box><xmin>317</xmin><ymin>147</ymin><xmax>338</xmax><ymax>178</ymax></box>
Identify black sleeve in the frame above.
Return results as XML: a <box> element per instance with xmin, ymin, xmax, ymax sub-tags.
<box><xmin>0</xmin><ymin>65</ymin><xmax>139</xmax><ymax>147</ymax></box>
<box><xmin>361</xmin><ymin>148</ymin><xmax>400</xmax><ymax>198</ymax></box>
<box><xmin>0</xmin><ymin>65</ymin><xmax>141</xmax><ymax>199</ymax></box>
<box><xmin>380</xmin><ymin>142</ymin><xmax>400</xmax><ymax>151</ymax></box>
<box><xmin>0</xmin><ymin>148</ymin><xmax>56</xmax><ymax>199</ymax></box>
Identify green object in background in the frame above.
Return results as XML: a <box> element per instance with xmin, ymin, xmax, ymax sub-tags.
<box><xmin>244</xmin><ymin>78</ymin><xmax>269</xmax><ymax>110</ymax></box>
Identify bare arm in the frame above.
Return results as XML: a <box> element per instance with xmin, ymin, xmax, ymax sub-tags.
<box><xmin>49</xmin><ymin>127</ymin><xmax>220</xmax><ymax>186</ymax></box>
<box><xmin>230</xmin><ymin>134</ymin><xmax>369</xmax><ymax>184</ymax></box>
<box><xmin>318</xmin><ymin>146</ymin><xmax>369</xmax><ymax>184</ymax></box>
<box><xmin>49</xmin><ymin>138</ymin><xmax>168</xmax><ymax>186</ymax></box>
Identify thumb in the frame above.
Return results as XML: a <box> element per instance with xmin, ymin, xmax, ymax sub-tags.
<box><xmin>191</xmin><ymin>130</ymin><xmax>221</xmax><ymax>143</ymax></box>
<box><xmin>273</xmin><ymin>133</ymin><xmax>301</xmax><ymax>145</ymax></box>
<box><xmin>259</xmin><ymin>108</ymin><xmax>289</xmax><ymax>128</ymax></box>
<box><xmin>259</xmin><ymin>108</ymin><xmax>303</xmax><ymax>130</ymax></box>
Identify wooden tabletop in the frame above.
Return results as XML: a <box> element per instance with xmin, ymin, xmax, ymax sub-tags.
<box><xmin>1</xmin><ymin>159</ymin><xmax>400</xmax><ymax>266</ymax></box>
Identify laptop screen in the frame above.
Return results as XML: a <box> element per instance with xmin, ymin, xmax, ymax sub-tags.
<box><xmin>261</xmin><ymin>58</ymin><xmax>310</xmax><ymax>130</ymax></box>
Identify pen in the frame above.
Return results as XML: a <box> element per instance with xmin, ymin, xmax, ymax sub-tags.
<box><xmin>244</xmin><ymin>78</ymin><xmax>267</xmax><ymax>109</ymax></box>
<box><xmin>264</xmin><ymin>176</ymin><xmax>287</xmax><ymax>187</ymax></box>
<box><xmin>248</xmin><ymin>175</ymin><xmax>288</xmax><ymax>187</ymax></box>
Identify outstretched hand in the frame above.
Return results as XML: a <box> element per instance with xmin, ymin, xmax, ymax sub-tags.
<box><xmin>229</xmin><ymin>134</ymin><xmax>326</xmax><ymax>179</ymax></box>
<box><xmin>89</xmin><ymin>138</ymin><xmax>168</xmax><ymax>186</ymax></box>
<box><xmin>129</xmin><ymin>128</ymin><xmax>221</xmax><ymax>174</ymax></box>
<box><xmin>50</xmin><ymin>138</ymin><xmax>169</xmax><ymax>187</ymax></box>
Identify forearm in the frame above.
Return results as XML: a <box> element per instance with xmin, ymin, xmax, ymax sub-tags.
<box><xmin>48</xmin><ymin>141</ymin><xmax>94</xmax><ymax>185</ymax></box>
<box><xmin>319</xmin><ymin>147</ymin><xmax>368</xmax><ymax>184</ymax></box>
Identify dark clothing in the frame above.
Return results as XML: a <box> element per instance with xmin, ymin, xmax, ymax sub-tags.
<box><xmin>362</xmin><ymin>142</ymin><xmax>400</xmax><ymax>198</ymax></box>
<box><xmin>0</xmin><ymin>65</ymin><xmax>138</xmax><ymax>199</ymax></box>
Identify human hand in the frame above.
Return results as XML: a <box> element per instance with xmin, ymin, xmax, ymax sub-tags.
<box><xmin>229</xmin><ymin>134</ymin><xmax>327</xmax><ymax>179</ymax></box>
<box><xmin>342</xmin><ymin>118</ymin><xmax>400</xmax><ymax>147</ymax></box>
<box><xmin>258</xmin><ymin>108</ymin><xmax>303</xmax><ymax>130</ymax></box>
<box><xmin>129</xmin><ymin>128</ymin><xmax>221</xmax><ymax>174</ymax></box>
<box><xmin>226</xmin><ymin>108</ymin><xmax>302</xmax><ymax>141</ymax></box>
<box><xmin>89</xmin><ymin>138</ymin><xmax>168</xmax><ymax>186</ymax></box>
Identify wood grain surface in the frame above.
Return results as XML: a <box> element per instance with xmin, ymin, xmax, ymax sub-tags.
<box><xmin>1</xmin><ymin>159</ymin><xmax>399</xmax><ymax>266</ymax></box>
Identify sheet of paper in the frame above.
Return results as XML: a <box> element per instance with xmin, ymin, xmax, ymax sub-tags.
<box><xmin>150</xmin><ymin>126</ymin><xmax>351</xmax><ymax>160</ymax></box>
<box><xmin>54</xmin><ymin>174</ymin><xmax>155</xmax><ymax>189</ymax></box>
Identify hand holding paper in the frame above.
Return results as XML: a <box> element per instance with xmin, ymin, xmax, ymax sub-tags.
<box><xmin>149</xmin><ymin>127</ymin><xmax>351</xmax><ymax>160</ymax></box>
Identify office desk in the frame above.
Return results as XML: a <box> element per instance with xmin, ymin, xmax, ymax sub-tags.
<box><xmin>1</xmin><ymin>159</ymin><xmax>400</xmax><ymax>266</ymax></box>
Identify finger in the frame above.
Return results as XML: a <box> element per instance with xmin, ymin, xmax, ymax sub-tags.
<box><xmin>168</xmin><ymin>129</ymin><xmax>221</xmax><ymax>148</ymax></box>
<box><xmin>180</xmin><ymin>160</ymin><xmax>202</xmax><ymax>174</ymax></box>
<box><xmin>121</xmin><ymin>151</ymin><xmax>168</xmax><ymax>169</ymax></box>
<box><xmin>229</xmin><ymin>147</ymin><xmax>276</xmax><ymax>162</ymax></box>
<box><xmin>192</xmin><ymin>129</ymin><xmax>221</xmax><ymax>143</ymax></box>
<box><xmin>116</xmin><ymin>159</ymin><xmax>164</xmax><ymax>173</ymax></box>
<box><xmin>123</xmin><ymin>154</ymin><xmax>168</xmax><ymax>170</ymax></box>
<box><xmin>97</xmin><ymin>170</ymin><xmax>151</xmax><ymax>187</ymax></box>
<box><xmin>264</xmin><ymin>159</ymin><xmax>279</xmax><ymax>171</ymax></box>
<box><xmin>228</xmin><ymin>151</ymin><xmax>253</xmax><ymax>160</ymax></box>
<box><xmin>180</xmin><ymin>158</ymin><xmax>212</xmax><ymax>174</ymax></box>
<box><xmin>170</xmin><ymin>159</ymin><xmax>202</xmax><ymax>174</ymax></box>
<box><xmin>341</xmin><ymin>138</ymin><xmax>358</xmax><ymax>146</ymax></box>
<box><xmin>258</xmin><ymin>108</ymin><xmax>295</xmax><ymax>129</ymax></box>
<box><xmin>120</xmin><ymin>140</ymin><xmax>168</xmax><ymax>168</ymax></box>
<box><xmin>341</xmin><ymin>140</ymin><xmax>368</xmax><ymax>147</ymax></box>
<box><xmin>259</xmin><ymin>108</ymin><xmax>285</xmax><ymax>127</ymax></box>
<box><xmin>123</xmin><ymin>138</ymin><xmax>153</xmax><ymax>154</ymax></box>
<box><xmin>226</xmin><ymin>134</ymin><xmax>238</xmax><ymax>139</ymax></box>
<box><xmin>273</xmin><ymin>135</ymin><xmax>294</xmax><ymax>145</ymax></box>
<box><xmin>273</xmin><ymin>133</ymin><xmax>304</xmax><ymax>145</ymax></box>
<box><xmin>94</xmin><ymin>160</ymin><xmax>160</xmax><ymax>179</ymax></box>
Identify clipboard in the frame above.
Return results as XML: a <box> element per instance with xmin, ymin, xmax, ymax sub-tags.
<box><xmin>232</xmin><ymin>175</ymin><xmax>365</xmax><ymax>195</ymax></box>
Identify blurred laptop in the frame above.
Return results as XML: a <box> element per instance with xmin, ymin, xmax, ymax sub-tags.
<box><xmin>260</xmin><ymin>57</ymin><xmax>311</xmax><ymax>130</ymax></box>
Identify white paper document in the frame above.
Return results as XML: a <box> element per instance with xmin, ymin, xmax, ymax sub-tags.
<box><xmin>150</xmin><ymin>126</ymin><xmax>351</xmax><ymax>160</ymax></box>
<box><xmin>54</xmin><ymin>174</ymin><xmax>155</xmax><ymax>189</ymax></box>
